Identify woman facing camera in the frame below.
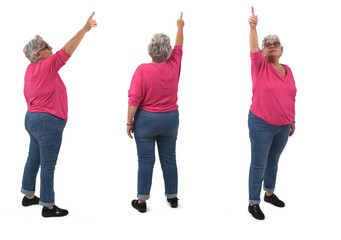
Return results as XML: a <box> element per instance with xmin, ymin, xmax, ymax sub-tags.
<box><xmin>248</xmin><ymin>7</ymin><xmax>297</xmax><ymax>220</ymax></box>
<box><xmin>127</xmin><ymin>13</ymin><xmax>184</xmax><ymax>213</ymax></box>
<box><xmin>21</xmin><ymin>13</ymin><xmax>97</xmax><ymax>217</ymax></box>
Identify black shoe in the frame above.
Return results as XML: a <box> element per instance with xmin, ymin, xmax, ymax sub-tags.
<box><xmin>22</xmin><ymin>196</ymin><xmax>39</xmax><ymax>207</ymax></box>
<box><xmin>131</xmin><ymin>199</ymin><xmax>147</xmax><ymax>213</ymax></box>
<box><xmin>248</xmin><ymin>204</ymin><xmax>265</xmax><ymax>220</ymax></box>
<box><xmin>167</xmin><ymin>197</ymin><xmax>178</xmax><ymax>208</ymax></box>
<box><xmin>42</xmin><ymin>205</ymin><xmax>68</xmax><ymax>217</ymax></box>
<box><xmin>264</xmin><ymin>193</ymin><xmax>285</xmax><ymax>207</ymax></box>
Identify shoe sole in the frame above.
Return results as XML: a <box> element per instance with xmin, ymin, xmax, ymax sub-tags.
<box><xmin>264</xmin><ymin>199</ymin><xmax>285</xmax><ymax>208</ymax></box>
<box><xmin>248</xmin><ymin>208</ymin><xmax>265</xmax><ymax>220</ymax></box>
<box><xmin>42</xmin><ymin>214</ymin><xmax>68</xmax><ymax>217</ymax></box>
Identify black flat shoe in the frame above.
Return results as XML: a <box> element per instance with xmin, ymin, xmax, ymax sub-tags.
<box><xmin>22</xmin><ymin>196</ymin><xmax>39</xmax><ymax>207</ymax></box>
<box><xmin>167</xmin><ymin>197</ymin><xmax>178</xmax><ymax>208</ymax></box>
<box><xmin>131</xmin><ymin>199</ymin><xmax>147</xmax><ymax>213</ymax></box>
<box><xmin>42</xmin><ymin>205</ymin><xmax>68</xmax><ymax>217</ymax></box>
<box><xmin>248</xmin><ymin>204</ymin><xmax>265</xmax><ymax>220</ymax></box>
<box><xmin>264</xmin><ymin>193</ymin><xmax>285</xmax><ymax>207</ymax></box>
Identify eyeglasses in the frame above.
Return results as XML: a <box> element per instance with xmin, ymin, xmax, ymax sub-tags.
<box><xmin>265</xmin><ymin>42</ymin><xmax>280</xmax><ymax>48</ymax></box>
<box><xmin>39</xmin><ymin>43</ymin><xmax>50</xmax><ymax>52</ymax></box>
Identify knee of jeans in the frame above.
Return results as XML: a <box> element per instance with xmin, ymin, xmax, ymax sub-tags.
<box><xmin>160</xmin><ymin>155</ymin><xmax>176</xmax><ymax>165</ymax></box>
<box><xmin>40</xmin><ymin>164</ymin><xmax>56</xmax><ymax>172</ymax></box>
<box><xmin>138</xmin><ymin>157</ymin><xmax>155</xmax><ymax>166</ymax></box>
<box><xmin>251</xmin><ymin>159</ymin><xmax>266</xmax><ymax>170</ymax></box>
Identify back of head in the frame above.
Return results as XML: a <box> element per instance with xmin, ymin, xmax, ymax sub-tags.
<box><xmin>148</xmin><ymin>33</ymin><xmax>172</xmax><ymax>63</ymax></box>
<box><xmin>23</xmin><ymin>35</ymin><xmax>43</xmax><ymax>63</ymax></box>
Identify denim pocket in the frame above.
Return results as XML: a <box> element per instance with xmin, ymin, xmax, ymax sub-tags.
<box><xmin>169</xmin><ymin>117</ymin><xmax>179</xmax><ymax>136</ymax></box>
<box><xmin>46</xmin><ymin>113</ymin><xmax>64</xmax><ymax>121</ymax></box>
<box><xmin>29</xmin><ymin>119</ymin><xmax>46</xmax><ymax>136</ymax></box>
<box><xmin>135</xmin><ymin>116</ymin><xmax>156</xmax><ymax>136</ymax></box>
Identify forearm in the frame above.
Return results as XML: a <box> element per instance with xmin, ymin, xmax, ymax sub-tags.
<box><xmin>127</xmin><ymin>104</ymin><xmax>138</xmax><ymax>124</ymax></box>
<box><xmin>62</xmin><ymin>28</ymin><xmax>87</xmax><ymax>55</ymax></box>
<box><xmin>250</xmin><ymin>28</ymin><xmax>260</xmax><ymax>53</ymax></box>
<box><xmin>175</xmin><ymin>26</ymin><xmax>184</xmax><ymax>46</ymax></box>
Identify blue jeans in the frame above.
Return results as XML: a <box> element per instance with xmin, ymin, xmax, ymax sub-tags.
<box><xmin>134</xmin><ymin>109</ymin><xmax>179</xmax><ymax>200</ymax></box>
<box><xmin>21</xmin><ymin>112</ymin><xmax>66</xmax><ymax>207</ymax></box>
<box><xmin>248</xmin><ymin>110</ymin><xmax>291</xmax><ymax>204</ymax></box>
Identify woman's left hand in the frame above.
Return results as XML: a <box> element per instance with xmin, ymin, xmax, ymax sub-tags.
<box><xmin>289</xmin><ymin>122</ymin><xmax>295</xmax><ymax>136</ymax></box>
<box><xmin>127</xmin><ymin>124</ymin><xmax>134</xmax><ymax>139</ymax></box>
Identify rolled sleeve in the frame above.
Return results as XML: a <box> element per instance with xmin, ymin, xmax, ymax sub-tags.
<box><xmin>167</xmin><ymin>46</ymin><xmax>183</xmax><ymax>68</ymax></box>
<box><xmin>250</xmin><ymin>50</ymin><xmax>264</xmax><ymax>70</ymax></box>
<box><xmin>43</xmin><ymin>49</ymin><xmax>71</xmax><ymax>72</ymax></box>
<box><xmin>128</xmin><ymin>66</ymin><xmax>143</xmax><ymax>107</ymax></box>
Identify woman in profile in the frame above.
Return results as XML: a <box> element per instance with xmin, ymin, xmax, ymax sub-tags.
<box><xmin>21</xmin><ymin>12</ymin><xmax>97</xmax><ymax>217</ymax></box>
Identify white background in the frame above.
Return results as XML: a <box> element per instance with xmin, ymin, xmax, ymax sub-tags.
<box><xmin>0</xmin><ymin>0</ymin><xmax>340</xmax><ymax>239</ymax></box>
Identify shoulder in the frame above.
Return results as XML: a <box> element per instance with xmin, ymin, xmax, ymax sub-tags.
<box><xmin>282</xmin><ymin>64</ymin><xmax>293</xmax><ymax>73</ymax></box>
<box><xmin>250</xmin><ymin>50</ymin><xmax>263</xmax><ymax>59</ymax></box>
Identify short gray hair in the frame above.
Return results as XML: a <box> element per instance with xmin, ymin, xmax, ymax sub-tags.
<box><xmin>261</xmin><ymin>34</ymin><xmax>283</xmax><ymax>52</ymax></box>
<box><xmin>23</xmin><ymin>35</ymin><xmax>43</xmax><ymax>63</ymax></box>
<box><xmin>148</xmin><ymin>33</ymin><xmax>172</xmax><ymax>63</ymax></box>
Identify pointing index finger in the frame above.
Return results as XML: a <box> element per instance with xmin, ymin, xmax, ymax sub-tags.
<box><xmin>251</xmin><ymin>6</ymin><xmax>254</xmax><ymax>16</ymax></box>
<box><xmin>89</xmin><ymin>11</ymin><xmax>95</xmax><ymax>20</ymax></box>
<box><xmin>180</xmin><ymin>12</ymin><xmax>183</xmax><ymax>20</ymax></box>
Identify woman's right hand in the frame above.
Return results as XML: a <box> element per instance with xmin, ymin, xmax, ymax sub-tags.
<box><xmin>248</xmin><ymin>7</ymin><xmax>258</xmax><ymax>29</ymax></box>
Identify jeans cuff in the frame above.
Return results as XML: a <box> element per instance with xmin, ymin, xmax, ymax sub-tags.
<box><xmin>137</xmin><ymin>194</ymin><xmax>150</xmax><ymax>200</ymax></box>
<box><xmin>263</xmin><ymin>187</ymin><xmax>275</xmax><ymax>192</ymax></box>
<box><xmin>21</xmin><ymin>188</ymin><xmax>35</xmax><ymax>195</ymax></box>
<box><xmin>39</xmin><ymin>201</ymin><xmax>55</xmax><ymax>207</ymax></box>
<box><xmin>165</xmin><ymin>193</ymin><xmax>177</xmax><ymax>199</ymax></box>
<box><xmin>249</xmin><ymin>200</ymin><xmax>261</xmax><ymax>204</ymax></box>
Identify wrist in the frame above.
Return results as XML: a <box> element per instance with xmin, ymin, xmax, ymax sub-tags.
<box><xmin>80</xmin><ymin>28</ymin><xmax>87</xmax><ymax>34</ymax></box>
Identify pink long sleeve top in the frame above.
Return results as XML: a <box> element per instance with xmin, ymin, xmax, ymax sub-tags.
<box><xmin>250</xmin><ymin>50</ymin><xmax>297</xmax><ymax>126</ymax></box>
<box><xmin>24</xmin><ymin>49</ymin><xmax>71</xmax><ymax>122</ymax></box>
<box><xmin>128</xmin><ymin>45</ymin><xmax>183</xmax><ymax>112</ymax></box>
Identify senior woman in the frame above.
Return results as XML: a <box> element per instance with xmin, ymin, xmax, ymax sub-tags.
<box><xmin>127</xmin><ymin>13</ymin><xmax>184</xmax><ymax>213</ymax></box>
<box><xmin>21</xmin><ymin>13</ymin><xmax>97</xmax><ymax>217</ymax></box>
<box><xmin>247</xmin><ymin>7</ymin><xmax>297</xmax><ymax>220</ymax></box>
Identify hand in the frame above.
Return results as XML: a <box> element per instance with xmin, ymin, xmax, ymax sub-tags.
<box><xmin>289</xmin><ymin>122</ymin><xmax>295</xmax><ymax>137</ymax></box>
<box><xmin>127</xmin><ymin>124</ymin><xmax>134</xmax><ymax>139</ymax></box>
<box><xmin>177</xmin><ymin>12</ymin><xmax>185</xmax><ymax>28</ymax></box>
<box><xmin>248</xmin><ymin>7</ymin><xmax>258</xmax><ymax>29</ymax></box>
<box><xmin>83</xmin><ymin>12</ymin><xmax>97</xmax><ymax>32</ymax></box>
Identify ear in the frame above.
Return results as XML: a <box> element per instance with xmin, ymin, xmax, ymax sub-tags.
<box><xmin>35</xmin><ymin>51</ymin><xmax>41</xmax><ymax>60</ymax></box>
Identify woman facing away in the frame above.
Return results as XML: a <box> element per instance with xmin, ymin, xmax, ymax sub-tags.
<box><xmin>21</xmin><ymin>12</ymin><xmax>97</xmax><ymax>217</ymax></box>
<box><xmin>127</xmin><ymin>13</ymin><xmax>185</xmax><ymax>213</ymax></box>
<box><xmin>248</xmin><ymin>7</ymin><xmax>297</xmax><ymax>220</ymax></box>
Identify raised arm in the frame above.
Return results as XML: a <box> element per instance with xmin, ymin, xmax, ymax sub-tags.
<box><xmin>62</xmin><ymin>12</ymin><xmax>97</xmax><ymax>55</ymax></box>
<box><xmin>175</xmin><ymin>12</ymin><xmax>185</xmax><ymax>46</ymax></box>
<box><xmin>249</xmin><ymin>7</ymin><xmax>260</xmax><ymax>53</ymax></box>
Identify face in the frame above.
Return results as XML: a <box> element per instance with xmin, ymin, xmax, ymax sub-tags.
<box><xmin>262</xmin><ymin>39</ymin><xmax>282</xmax><ymax>59</ymax></box>
<box><xmin>36</xmin><ymin>41</ymin><xmax>53</xmax><ymax>61</ymax></box>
